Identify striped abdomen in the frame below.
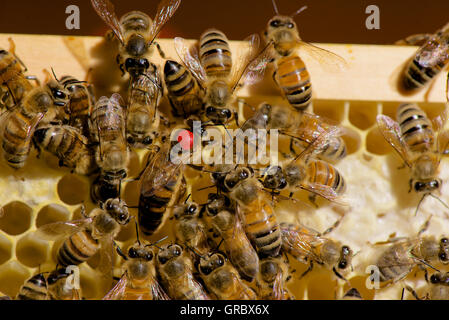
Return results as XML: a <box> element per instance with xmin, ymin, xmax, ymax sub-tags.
<box><xmin>138</xmin><ymin>174</ymin><xmax>184</xmax><ymax>236</ymax></box>
<box><xmin>120</xmin><ymin>11</ymin><xmax>151</xmax><ymax>35</ymax></box>
<box><xmin>164</xmin><ymin>60</ymin><xmax>203</xmax><ymax>117</ymax></box>
<box><xmin>61</xmin><ymin>76</ymin><xmax>92</xmax><ymax>135</ymax></box>
<box><xmin>376</xmin><ymin>242</ymin><xmax>414</xmax><ymax>282</ymax></box>
<box><xmin>91</xmin><ymin>99</ymin><xmax>125</xmax><ymax>144</ymax></box>
<box><xmin>397</xmin><ymin>103</ymin><xmax>434</xmax><ymax>153</ymax></box>
<box><xmin>238</xmin><ymin>193</ymin><xmax>281</xmax><ymax>258</ymax></box>
<box><xmin>2</xmin><ymin>110</ymin><xmax>42</xmax><ymax>169</ymax></box>
<box><xmin>204</xmin><ymin>269</ymin><xmax>256</xmax><ymax>300</ymax></box>
<box><xmin>306</xmin><ymin>160</ymin><xmax>346</xmax><ymax>196</ymax></box>
<box><xmin>0</xmin><ymin>49</ymin><xmax>23</xmax><ymax>84</ymax></box>
<box><xmin>57</xmin><ymin>230</ymin><xmax>99</xmax><ymax>266</ymax></box>
<box><xmin>16</xmin><ymin>273</ymin><xmax>48</xmax><ymax>300</ymax></box>
<box><xmin>199</xmin><ymin>29</ymin><xmax>232</xmax><ymax>78</ymax></box>
<box><xmin>34</xmin><ymin>125</ymin><xmax>88</xmax><ymax>169</ymax></box>
<box><xmin>275</xmin><ymin>55</ymin><xmax>312</xmax><ymax>111</ymax></box>
<box><xmin>403</xmin><ymin>36</ymin><xmax>449</xmax><ymax>91</ymax></box>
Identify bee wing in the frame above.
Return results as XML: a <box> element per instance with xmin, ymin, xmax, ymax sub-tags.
<box><xmin>415</xmin><ymin>36</ymin><xmax>449</xmax><ymax>68</ymax></box>
<box><xmin>272</xmin><ymin>270</ymin><xmax>285</xmax><ymax>300</ymax></box>
<box><xmin>174</xmin><ymin>37</ymin><xmax>207</xmax><ymax>86</ymax></box>
<box><xmin>148</xmin><ymin>0</ymin><xmax>182</xmax><ymax>45</ymax></box>
<box><xmin>149</xmin><ymin>276</ymin><xmax>171</xmax><ymax>300</ymax></box>
<box><xmin>97</xmin><ymin>235</ymin><xmax>114</xmax><ymax>278</ymax></box>
<box><xmin>301</xmin><ymin>182</ymin><xmax>348</xmax><ymax>205</ymax></box>
<box><xmin>280</xmin><ymin>223</ymin><xmax>322</xmax><ymax>263</ymax></box>
<box><xmin>90</xmin><ymin>0</ymin><xmax>125</xmax><ymax>45</ymax></box>
<box><xmin>296</xmin><ymin>40</ymin><xmax>348</xmax><ymax>73</ymax></box>
<box><xmin>35</xmin><ymin>218</ymin><xmax>93</xmax><ymax>241</ymax></box>
<box><xmin>376</xmin><ymin>114</ymin><xmax>412</xmax><ymax>167</ymax></box>
<box><xmin>102</xmin><ymin>272</ymin><xmax>128</xmax><ymax>300</ymax></box>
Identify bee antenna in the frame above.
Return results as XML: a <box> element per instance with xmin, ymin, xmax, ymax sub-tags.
<box><xmin>51</xmin><ymin>67</ymin><xmax>59</xmax><ymax>82</ymax></box>
<box><xmin>271</xmin><ymin>0</ymin><xmax>280</xmax><ymax>15</ymax></box>
<box><xmin>290</xmin><ymin>5</ymin><xmax>308</xmax><ymax>18</ymax></box>
<box><xmin>187</xmin><ymin>245</ymin><xmax>205</xmax><ymax>260</ymax></box>
<box><xmin>135</xmin><ymin>220</ymin><xmax>141</xmax><ymax>246</ymax></box>
<box><xmin>146</xmin><ymin>236</ymin><xmax>169</xmax><ymax>249</ymax></box>
<box><xmin>429</xmin><ymin>193</ymin><xmax>449</xmax><ymax>212</ymax></box>
<box><xmin>414</xmin><ymin>193</ymin><xmax>429</xmax><ymax>216</ymax></box>
<box><xmin>184</xmin><ymin>194</ymin><xmax>191</xmax><ymax>204</ymax></box>
<box><xmin>215</xmin><ymin>238</ymin><xmax>224</xmax><ymax>252</ymax></box>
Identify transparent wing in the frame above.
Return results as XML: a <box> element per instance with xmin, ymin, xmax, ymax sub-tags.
<box><xmin>272</xmin><ymin>270</ymin><xmax>285</xmax><ymax>300</ymax></box>
<box><xmin>97</xmin><ymin>235</ymin><xmax>114</xmax><ymax>278</ymax></box>
<box><xmin>102</xmin><ymin>272</ymin><xmax>128</xmax><ymax>300</ymax></box>
<box><xmin>229</xmin><ymin>34</ymin><xmax>261</xmax><ymax>91</ymax></box>
<box><xmin>297</xmin><ymin>40</ymin><xmax>348</xmax><ymax>73</ymax></box>
<box><xmin>293</xmin><ymin>125</ymin><xmax>343</xmax><ymax>161</ymax></box>
<box><xmin>300</xmin><ymin>182</ymin><xmax>348</xmax><ymax>205</ymax></box>
<box><xmin>415</xmin><ymin>37</ymin><xmax>449</xmax><ymax>68</ymax></box>
<box><xmin>149</xmin><ymin>276</ymin><xmax>171</xmax><ymax>300</ymax></box>
<box><xmin>376</xmin><ymin>114</ymin><xmax>412</xmax><ymax>167</ymax></box>
<box><xmin>35</xmin><ymin>218</ymin><xmax>93</xmax><ymax>241</ymax></box>
<box><xmin>174</xmin><ymin>37</ymin><xmax>207</xmax><ymax>86</ymax></box>
<box><xmin>90</xmin><ymin>0</ymin><xmax>124</xmax><ymax>44</ymax></box>
<box><xmin>280</xmin><ymin>223</ymin><xmax>322</xmax><ymax>263</ymax></box>
<box><xmin>148</xmin><ymin>0</ymin><xmax>182</xmax><ymax>44</ymax></box>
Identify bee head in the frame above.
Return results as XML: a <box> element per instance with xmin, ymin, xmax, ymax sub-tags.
<box><xmin>104</xmin><ymin>198</ymin><xmax>130</xmax><ymax>225</ymax></box>
<box><xmin>199</xmin><ymin>253</ymin><xmax>226</xmax><ymax>276</ymax></box>
<box><xmin>413</xmin><ymin>179</ymin><xmax>441</xmax><ymax>193</ymax></box>
<box><xmin>262</xmin><ymin>165</ymin><xmax>287</xmax><ymax>190</ymax></box>
<box><xmin>125</xmin><ymin>57</ymin><xmax>150</xmax><ymax>78</ymax></box>
<box><xmin>439</xmin><ymin>237</ymin><xmax>449</xmax><ymax>264</ymax></box>
<box><xmin>337</xmin><ymin>245</ymin><xmax>353</xmax><ymax>271</ymax></box>
<box><xmin>157</xmin><ymin>244</ymin><xmax>182</xmax><ymax>265</ymax></box>
<box><xmin>224</xmin><ymin>167</ymin><xmax>253</xmax><ymax>191</ymax></box>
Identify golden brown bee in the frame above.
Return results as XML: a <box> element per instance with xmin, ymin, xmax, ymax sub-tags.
<box><xmin>138</xmin><ymin>145</ymin><xmax>186</xmax><ymax>236</ymax></box>
<box><xmin>242</xmin><ymin>102</ymin><xmax>347</xmax><ymax>162</ymax></box>
<box><xmin>36</xmin><ymin>198</ymin><xmax>130</xmax><ymax>276</ymax></box>
<box><xmin>372</xmin><ymin>217</ymin><xmax>449</xmax><ymax>285</ymax></box>
<box><xmin>126</xmin><ymin>68</ymin><xmax>163</xmax><ymax>148</ymax></box>
<box><xmin>264</xmin><ymin>1</ymin><xmax>346</xmax><ymax>111</ymax></box>
<box><xmin>198</xmin><ymin>252</ymin><xmax>257</xmax><ymax>300</ymax></box>
<box><xmin>46</xmin><ymin>268</ymin><xmax>82</xmax><ymax>300</ymax></box>
<box><xmin>91</xmin><ymin>0</ymin><xmax>181</xmax><ymax>77</ymax></box>
<box><xmin>103</xmin><ymin>240</ymin><xmax>169</xmax><ymax>300</ymax></box>
<box><xmin>256</xmin><ymin>256</ymin><xmax>294</xmax><ymax>300</ymax></box>
<box><xmin>90</xmin><ymin>93</ymin><xmax>129</xmax><ymax>204</ymax></box>
<box><xmin>202</xmin><ymin>193</ymin><xmax>259</xmax><ymax>282</ymax></box>
<box><xmin>175</xmin><ymin>29</ymin><xmax>272</xmax><ymax>125</ymax></box>
<box><xmin>280</xmin><ymin>221</ymin><xmax>353</xmax><ymax>280</ymax></box>
<box><xmin>377</xmin><ymin>103</ymin><xmax>447</xmax><ymax>214</ymax></box>
<box><xmin>60</xmin><ymin>75</ymin><xmax>95</xmax><ymax>137</ymax></box>
<box><xmin>33</xmin><ymin>124</ymin><xmax>97</xmax><ymax>175</ymax></box>
<box><xmin>173</xmin><ymin>201</ymin><xmax>211</xmax><ymax>264</ymax></box>
<box><xmin>156</xmin><ymin>243</ymin><xmax>210</xmax><ymax>300</ymax></box>
<box><xmin>163</xmin><ymin>59</ymin><xmax>204</xmax><ymax>118</ymax></box>
<box><xmin>221</xmin><ymin>166</ymin><xmax>282</xmax><ymax>258</ymax></box>
<box><xmin>15</xmin><ymin>273</ymin><xmax>49</xmax><ymax>300</ymax></box>
<box><xmin>398</xmin><ymin>22</ymin><xmax>449</xmax><ymax>91</ymax></box>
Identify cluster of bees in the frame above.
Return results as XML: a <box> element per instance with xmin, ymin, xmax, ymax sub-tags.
<box><xmin>0</xmin><ymin>0</ymin><xmax>449</xmax><ymax>300</ymax></box>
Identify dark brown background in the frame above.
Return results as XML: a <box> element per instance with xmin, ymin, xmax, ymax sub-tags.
<box><xmin>0</xmin><ymin>0</ymin><xmax>448</xmax><ymax>44</ymax></box>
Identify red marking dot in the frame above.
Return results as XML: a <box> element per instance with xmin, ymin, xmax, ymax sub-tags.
<box><xmin>177</xmin><ymin>130</ymin><xmax>194</xmax><ymax>151</ymax></box>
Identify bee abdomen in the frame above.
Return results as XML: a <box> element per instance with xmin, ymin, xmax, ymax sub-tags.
<box><xmin>138</xmin><ymin>192</ymin><xmax>171</xmax><ymax>236</ymax></box>
<box><xmin>276</xmin><ymin>55</ymin><xmax>312</xmax><ymax>111</ymax></box>
<box><xmin>308</xmin><ymin>160</ymin><xmax>346</xmax><ymax>195</ymax></box>
<box><xmin>16</xmin><ymin>274</ymin><xmax>48</xmax><ymax>300</ymax></box>
<box><xmin>57</xmin><ymin>231</ymin><xmax>99</xmax><ymax>266</ymax></box>
<box><xmin>397</xmin><ymin>103</ymin><xmax>434</xmax><ymax>152</ymax></box>
<box><xmin>320</xmin><ymin>137</ymin><xmax>347</xmax><ymax>161</ymax></box>
<box><xmin>199</xmin><ymin>29</ymin><xmax>232</xmax><ymax>78</ymax></box>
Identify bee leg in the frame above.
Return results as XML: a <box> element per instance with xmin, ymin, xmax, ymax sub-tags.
<box><xmin>408</xmin><ymin>179</ymin><xmax>412</xmax><ymax>193</ymax></box>
<box><xmin>113</xmin><ymin>241</ymin><xmax>128</xmax><ymax>261</ymax></box>
<box><xmin>404</xmin><ymin>285</ymin><xmax>421</xmax><ymax>300</ymax></box>
<box><xmin>299</xmin><ymin>261</ymin><xmax>314</xmax><ymax>279</ymax></box>
<box><xmin>155</xmin><ymin>42</ymin><xmax>166</xmax><ymax>59</ymax></box>
<box><xmin>234</xmin><ymin>111</ymin><xmax>240</xmax><ymax>127</ymax></box>
<box><xmin>105</xmin><ymin>30</ymin><xmax>115</xmax><ymax>41</ymax></box>
<box><xmin>32</xmin><ymin>139</ymin><xmax>42</xmax><ymax>159</ymax></box>
<box><xmin>272</xmin><ymin>70</ymin><xmax>278</xmax><ymax>85</ymax></box>
<box><xmin>308</xmin><ymin>193</ymin><xmax>319</xmax><ymax>208</ymax></box>
<box><xmin>116</xmin><ymin>54</ymin><xmax>125</xmax><ymax>76</ymax></box>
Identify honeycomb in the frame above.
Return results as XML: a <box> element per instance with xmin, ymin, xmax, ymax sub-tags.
<box><xmin>0</xmin><ymin>34</ymin><xmax>448</xmax><ymax>300</ymax></box>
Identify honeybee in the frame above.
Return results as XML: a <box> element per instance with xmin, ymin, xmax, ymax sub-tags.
<box><xmin>280</xmin><ymin>221</ymin><xmax>353</xmax><ymax>280</ymax></box>
<box><xmin>398</xmin><ymin>22</ymin><xmax>449</xmax><ymax>91</ymax></box>
<box><xmin>163</xmin><ymin>59</ymin><xmax>204</xmax><ymax>118</ymax></box>
<box><xmin>256</xmin><ymin>256</ymin><xmax>294</xmax><ymax>300</ymax></box>
<box><xmin>221</xmin><ymin>166</ymin><xmax>282</xmax><ymax>258</ymax></box>
<box><xmin>377</xmin><ymin>103</ymin><xmax>447</xmax><ymax>215</ymax></box>
<box><xmin>90</xmin><ymin>93</ymin><xmax>129</xmax><ymax>203</ymax></box>
<box><xmin>0</xmin><ymin>38</ymin><xmax>36</xmax><ymax>109</ymax></box>
<box><xmin>126</xmin><ymin>68</ymin><xmax>163</xmax><ymax>148</ymax></box>
<box><xmin>46</xmin><ymin>268</ymin><xmax>82</xmax><ymax>300</ymax></box>
<box><xmin>36</xmin><ymin>198</ymin><xmax>130</xmax><ymax>276</ymax></box>
<box><xmin>60</xmin><ymin>75</ymin><xmax>95</xmax><ymax>138</ymax></box>
<box><xmin>202</xmin><ymin>193</ymin><xmax>259</xmax><ymax>282</ymax></box>
<box><xmin>33</xmin><ymin>124</ymin><xmax>97</xmax><ymax>175</ymax></box>
<box><xmin>198</xmin><ymin>252</ymin><xmax>257</xmax><ymax>300</ymax></box>
<box><xmin>15</xmin><ymin>273</ymin><xmax>49</xmax><ymax>300</ymax></box>
<box><xmin>175</xmin><ymin>29</ymin><xmax>272</xmax><ymax>125</ymax></box>
<box><xmin>103</xmin><ymin>239</ymin><xmax>169</xmax><ymax>300</ymax></box>
<box><xmin>264</xmin><ymin>1</ymin><xmax>346</xmax><ymax>111</ymax></box>
<box><xmin>405</xmin><ymin>272</ymin><xmax>449</xmax><ymax>300</ymax></box>
<box><xmin>138</xmin><ymin>144</ymin><xmax>186</xmax><ymax>236</ymax></box>
<box><xmin>156</xmin><ymin>243</ymin><xmax>210</xmax><ymax>300</ymax></box>
<box><xmin>173</xmin><ymin>201</ymin><xmax>211</xmax><ymax>264</ymax></box>
<box><xmin>242</xmin><ymin>102</ymin><xmax>347</xmax><ymax>162</ymax></box>
<box><xmin>91</xmin><ymin>0</ymin><xmax>181</xmax><ymax>77</ymax></box>
<box><xmin>371</xmin><ymin>217</ymin><xmax>449</xmax><ymax>285</ymax></box>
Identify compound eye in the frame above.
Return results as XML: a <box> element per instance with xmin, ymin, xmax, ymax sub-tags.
<box><xmin>432</xmin><ymin>180</ymin><xmax>440</xmax><ymax>189</ymax></box>
<box><xmin>439</xmin><ymin>252</ymin><xmax>448</xmax><ymax>262</ymax></box>
<box><xmin>206</xmin><ymin>106</ymin><xmax>215</xmax><ymax>115</ymax></box>
<box><xmin>441</xmin><ymin>238</ymin><xmax>449</xmax><ymax>244</ymax></box>
<box><xmin>287</xmin><ymin>22</ymin><xmax>294</xmax><ymax>29</ymax></box>
<box><xmin>270</xmin><ymin>19</ymin><xmax>281</xmax><ymax>27</ymax></box>
<box><xmin>217</xmin><ymin>256</ymin><xmax>224</xmax><ymax>266</ymax></box>
<box><xmin>158</xmin><ymin>256</ymin><xmax>167</xmax><ymax>264</ymax></box>
<box><xmin>188</xmin><ymin>204</ymin><xmax>197</xmax><ymax>214</ymax></box>
<box><xmin>142</xmin><ymin>136</ymin><xmax>152</xmax><ymax>145</ymax></box>
<box><xmin>342</xmin><ymin>246</ymin><xmax>350</xmax><ymax>256</ymax></box>
<box><xmin>414</xmin><ymin>182</ymin><xmax>425</xmax><ymax>192</ymax></box>
<box><xmin>127</xmin><ymin>136</ymin><xmax>135</xmax><ymax>144</ymax></box>
<box><xmin>173</xmin><ymin>246</ymin><xmax>181</xmax><ymax>256</ymax></box>
<box><xmin>200</xmin><ymin>266</ymin><xmax>212</xmax><ymax>275</ymax></box>
<box><xmin>430</xmin><ymin>274</ymin><xmax>440</xmax><ymax>284</ymax></box>
<box><xmin>128</xmin><ymin>248</ymin><xmax>138</xmax><ymax>258</ymax></box>
<box><xmin>54</xmin><ymin>90</ymin><xmax>66</xmax><ymax>99</ymax></box>
<box><xmin>338</xmin><ymin>260</ymin><xmax>347</xmax><ymax>269</ymax></box>
<box><xmin>239</xmin><ymin>169</ymin><xmax>249</xmax><ymax>180</ymax></box>
<box><xmin>145</xmin><ymin>252</ymin><xmax>153</xmax><ymax>261</ymax></box>
<box><xmin>125</xmin><ymin>58</ymin><xmax>135</xmax><ymax>70</ymax></box>
<box><xmin>221</xmin><ymin>108</ymin><xmax>232</xmax><ymax>119</ymax></box>
<box><xmin>141</xmin><ymin>59</ymin><xmax>150</xmax><ymax>69</ymax></box>
<box><xmin>118</xmin><ymin>213</ymin><xmax>128</xmax><ymax>223</ymax></box>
